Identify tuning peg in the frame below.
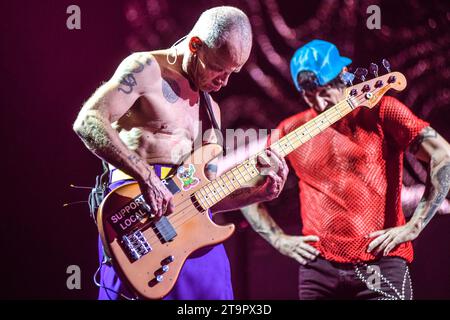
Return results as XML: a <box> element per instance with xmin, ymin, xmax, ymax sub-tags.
<box><xmin>369</xmin><ymin>63</ymin><xmax>379</xmax><ymax>77</ymax></box>
<box><xmin>355</xmin><ymin>68</ymin><xmax>368</xmax><ymax>81</ymax></box>
<box><xmin>382</xmin><ymin>59</ymin><xmax>391</xmax><ymax>72</ymax></box>
<box><xmin>340</xmin><ymin>71</ymin><xmax>355</xmax><ymax>86</ymax></box>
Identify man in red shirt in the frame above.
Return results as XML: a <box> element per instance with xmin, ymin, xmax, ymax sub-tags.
<box><xmin>242</xmin><ymin>39</ymin><xmax>450</xmax><ymax>299</ymax></box>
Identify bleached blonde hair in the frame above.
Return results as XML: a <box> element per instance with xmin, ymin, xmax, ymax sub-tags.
<box><xmin>189</xmin><ymin>6</ymin><xmax>252</xmax><ymax>49</ymax></box>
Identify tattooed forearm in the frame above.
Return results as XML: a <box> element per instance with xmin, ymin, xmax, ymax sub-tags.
<box><xmin>410</xmin><ymin>127</ymin><xmax>437</xmax><ymax>154</ymax></box>
<box><xmin>407</xmin><ymin>125</ymin><xmax>450</xmax><ymax>229</ymax></box>
<box><xmin>241</xmin><ymin>203</ymin><xmax>283</xmax><ymax>244</ymax></box>
<box><xmin>423</xmin><ymin>163</ymin><xmax>450</xmax><ymax>225</ymax></box>
<box><xmin>74</xmin><ymin>110</ymin><xmax>150</xmax><ymax>181</ymax></box>
<box><xmin>76</xmin><ymin>113</ymin><xmax>122</xmax><ymax>160</ymax></box>
<box><xmin>128</xmin><ymin>154</ymin><xmax>144</xmax><ymax>166</ymax></box>
<box><xmin>410</xmin><ymin>162</ymin><xmax>450</xmax><ymax>228</ymax></box>
<box><xmin>75</xmin><ymin>112</ymin><xmax>113</xmax><ymax>152</ymax></box>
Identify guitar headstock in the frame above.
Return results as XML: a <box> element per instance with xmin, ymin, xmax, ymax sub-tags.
<box><xmin>342</xmin><ymin>60</ymin><xmax>407</xmax><ymax>109</ymax></box>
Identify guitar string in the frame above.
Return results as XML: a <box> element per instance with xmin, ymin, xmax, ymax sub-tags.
<box><xmin>140</xmin><ymin>85</ymin><xmax>370</xmax><ymax>229</ymax></box>
<box><xmin>130</xmin><ymin>87</ymin><xmax>379</xmax><ymax>248</ymax></box>
<box><xmin>139</xmin><ymin>98</ymin><xmax>353</xmax><ymax>246</ymax></box>
<box><xmin>142</xmin><ymin>87</ymin><xmax>383</xmax><ymax>247</ymax></box>
<box><xmin>157</xmin><ymin>94</ymin><xmax>354</xmax><ymax>219</ymax></box>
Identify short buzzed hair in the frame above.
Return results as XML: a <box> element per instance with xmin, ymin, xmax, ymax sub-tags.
<box><xmin>297</xmin><ymin>71</ymin><xmax>346</xmax><ymax>93</ymax></box>
<box><xmin>189</xmin><ymin>6</ymin><xmax>252</xmax><ymax>49</ymax></box>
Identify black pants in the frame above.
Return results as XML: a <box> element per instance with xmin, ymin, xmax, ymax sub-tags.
<box><xmin>298</xmin><ymin>256</ymin><xmax>412</xmax><ymax>300</ymax></box>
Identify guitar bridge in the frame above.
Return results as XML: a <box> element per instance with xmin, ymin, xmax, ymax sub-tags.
<box><xmin>121</xmin><ymin>230</ymin><xmax>152</xmax><ymax>262</ymax></box>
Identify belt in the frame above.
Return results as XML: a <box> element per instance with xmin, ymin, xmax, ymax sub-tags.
<box><xmin>109</xmin><ymin>164</ymin><xmax>176</xmax><ymax>183</ymax></box>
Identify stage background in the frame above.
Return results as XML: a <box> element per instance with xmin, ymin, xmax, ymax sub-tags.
<box><xmin>1</xmin><ymin>0</ymin><xmax>449</xmax><ymax>299</ymax></box>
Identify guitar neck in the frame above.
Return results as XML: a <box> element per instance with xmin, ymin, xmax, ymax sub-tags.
<box><xmin>193</xmin><ymin>98</ymin><xmax>358</xmax><ymax>210</ymax></box>
<box><xmin>270</xmin><ymin>98</ymin><xmax>356</xmax><ymax>157</ymax></box>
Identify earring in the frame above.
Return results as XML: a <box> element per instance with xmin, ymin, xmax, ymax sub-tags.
<box><xmin>167</xmin><ymin>47</ymin><xmax>177</xmax><ymax>65</ymax></box>
<box><xmin>166</xmin><ymin>35</ymin><xmax>187</xmax><ymax>65</ymax></box>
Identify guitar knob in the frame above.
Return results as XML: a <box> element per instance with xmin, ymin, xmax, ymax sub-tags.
<box><xmin>388</xmin><ymin>76</ymin><xmax>396</xmax><ymax>83</ymax></box>
<box><xmin>382</xmin><ymin>59</ymin><xmax>391</xmax><ymax>72</ymax></box>
<box><xmin>159</xmin><ymin>265</ymin><xmax>169</xmax><ymax>272</ymax></box>
<box><xmin>375</xmin><ymin>80</ymin><xmax>383</xmax><ymax>88</ymax></box>
<box><xmin>355</xmin><ymin>68</ymin><xmax>368</xmax><ymax>81</ymax></box>
<box><xmin>350</xmin><ymin>89</ymin><xmax>358</xmax><ymax>96</ymax></box>
<box><xmin>362</xmin><ymin>85</ymin><xmax>371</xmax><ymax>92</ymax></box>
<box><xmin>369</xmin><ymin>63</ymin><xmax>379</xmax><ymax>77</ymax></box>
<box><xmin>148</xmin><ymin>275</ymin><xmax>164</xmax><ymax>287</ymax></box>
<box><xmin>162</xmin><ymin>255</ymin><xmax>175</xmax><ymax>264</ymax></box>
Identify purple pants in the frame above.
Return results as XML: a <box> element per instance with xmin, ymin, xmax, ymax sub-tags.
<box><xmin>97</xmin><ymin>174</ymin><xmax>234</xmax><ymax>300</ymax></box>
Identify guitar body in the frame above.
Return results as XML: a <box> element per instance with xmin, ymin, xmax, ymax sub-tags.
<box><xmin>97</xmin><ymin>144</ymin><xmax>235</xmax><ymax>300</ymax></box>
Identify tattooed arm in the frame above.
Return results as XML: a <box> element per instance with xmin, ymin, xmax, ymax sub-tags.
<box><xmin>408</xmin><ymin>127</ymin><xmax>450</xmax><ymax>226</ymax></box>
<box><xmin>241</xmin><ymin>203</ymin><xmax>320</xmax><ymax>265</ymax></box>
<box><xmin>73</xmin><ymin>53</ymin><xmax>173</xmax><ymax>216</ymax></box>
<box><xmin>368</xmin><ymin>126</ymin><xmax>450</xmax><ymax>255</ymax></box>
<box><xmin>402</xmin><ymin>184</ymin><xmax>450</xmax><ymax>217</ymax></box>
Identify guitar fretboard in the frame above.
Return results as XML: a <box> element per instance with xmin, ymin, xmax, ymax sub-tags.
<box><xmin>194</xmin><ymin>98</ymin><xmax>357</xmax><ymax>210</ymax></box>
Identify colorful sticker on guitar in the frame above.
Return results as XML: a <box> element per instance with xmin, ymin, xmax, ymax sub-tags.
<box><xmin>177</xmin><ymin>164</ymin><xmax>200</xmax><ymax>191</ymax></box>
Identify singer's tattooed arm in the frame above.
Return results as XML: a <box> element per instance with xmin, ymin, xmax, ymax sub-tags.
<box><xmin>409</xmin><ymin>127</ymin><xmax>450</xmax><ymax>229</ymax></box>
<box><xmin>241</xmin><ymin>202</ymin><xmax>283</xmax><ymax>242</ymax></box>
<box><xmin>367</xmin><ymin>126</ymin><xmax>450</xmax><ymax>256</ymax></box>
<box><xmin>241</xmin><ymin>203</ymin><xmax>321</xmax><ymax>265</ymax></box>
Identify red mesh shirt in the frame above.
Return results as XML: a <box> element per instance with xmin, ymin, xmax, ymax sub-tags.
<box><xmin>274</xmin><ymin>96</ymin><xmax>429</xmax><ymax>263</ymax></box>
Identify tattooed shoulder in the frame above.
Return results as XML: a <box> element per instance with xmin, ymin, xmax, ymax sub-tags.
<box><xmin>117</xmin><ymin>52</ymin><xmax>155</xmax><ymax>95</ymax></box>
<box><xmin>410</xmin><ymin>126</ymin><xmax>437</xmax><ymax>154</ymax></box>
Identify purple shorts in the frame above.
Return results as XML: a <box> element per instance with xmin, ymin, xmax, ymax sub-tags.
<box><xmin>97</xmin><ymin>168</ymin><xmax>234</xmax><ymax>300</ymax></box>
